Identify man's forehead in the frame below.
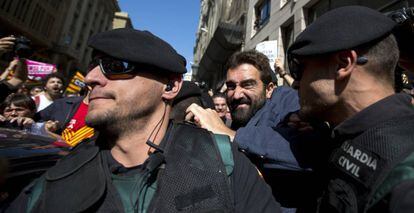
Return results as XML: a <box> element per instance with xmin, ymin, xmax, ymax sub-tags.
<box><xmin>226</xmin><ymin>63</ymin><xmax>261</xmax><ymax>83</ymax></box>
<box><xmin>48</xmin><ymin>77</ymin><xmax>62</xmax><ymax>82</ymax></box>
<box><xmin>5</xmin><ymin>105</ymin><xmax>26</xmax><ymax>110</ymax></box>
<box><xmin>213</xmin><ymin>97</ymin><xmax>226</xmax><ymax>102</ymax></box>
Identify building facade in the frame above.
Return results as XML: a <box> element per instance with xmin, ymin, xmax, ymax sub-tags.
<box><xmin>113</xmin><ymin>12</ymin><xmax>133</xmax><ymax>29</ymax></box>
<box><xmin>194</xmin><ymin>0</ymin><xmax>413</xmax><ymax>89</ymax></box>
<box><xmin>193</xmin><ymin>0</ymin><xmax>248</xmax><ymax>89</ymax></box>
<box><xmin>244</xmin><ymin>0</ymin><xmax>413</xmax><ymax>75</ymax></box>
<box><xmin>0</xmin><ymin>0</ymin><xmax>128</xmax><ymax>78</ymax></box>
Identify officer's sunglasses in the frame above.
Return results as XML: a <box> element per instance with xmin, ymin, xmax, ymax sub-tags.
<box><xmin>287</xmin><ymin>54</ymin><xmax>303</xmax><ymax>81</ymax></box>
<box><xmin>287</xmin><ymin>54</ymin><xmax>368</xmax><ymax>81</ymax></box>
<box><xmin>88</xmin><ymin>57</ymin><xmax>137</xmax><ymax>79</ymax></box>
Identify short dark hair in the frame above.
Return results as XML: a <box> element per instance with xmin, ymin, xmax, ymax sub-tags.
<box><xmin>170</xmin><ymin>97</ymin><xmax>203</xmax><ymax>122</ymax></box>
<box><xmin>225</xmin><ymin>50</ymin><xmax>273</xmax><ymax>85</ymax></box>
<box><xmin>43</xmin><ymin>72</ymin><xmax>65</xmax><ymax>87</ymax></box>
<box><xmin>212</xmin><ymin>93</ymin><xmax>227</xmax><ymax>101</ymax></box>
<box><xmin>1</xmin><ymin>93</ymin><xmax>36</xmax><ymax>114</ymax></box>
<box><xmin>355</xmin><ymin>34</ymin><xmax>399</xmax><ymax>86</ymax></box>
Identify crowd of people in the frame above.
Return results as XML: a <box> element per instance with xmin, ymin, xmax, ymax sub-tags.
<box><xmin>1</xmin><ymin>5</ymin><xmax>414</xmax><ymax>213</ymax></box>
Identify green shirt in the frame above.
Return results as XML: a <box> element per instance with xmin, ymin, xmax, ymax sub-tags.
<box><xmin>112</xmin><ymin>173</ymin><xmax>157</xmax><ymax>213</ymax></box>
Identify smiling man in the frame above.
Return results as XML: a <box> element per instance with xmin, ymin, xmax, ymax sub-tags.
<box><xmin>186</xmin><ymin>51</ymin><xmax>299</xmax><ymax>158</ymax></box>
<box><xmin>186</xmin><ymin>50</ymin><xmax>302</xmax><ymax>211</ymax></box>
<box><xmin>225</xmin><ymin>51</ymin><xmax>275</xmax><ymax>129</ymax></box>
<box><xmin>8</xmin><ymin>28</ymin><xmax>280</xmax><ymax>213</ymax></box>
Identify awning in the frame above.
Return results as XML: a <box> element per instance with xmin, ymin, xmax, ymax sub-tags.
<box><xmin>196</xmin><ymin>22</ymin><xmax>243</xmax><ymax>88</ymax></box>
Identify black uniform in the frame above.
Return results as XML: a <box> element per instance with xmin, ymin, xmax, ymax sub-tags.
<box><xmin>318</xmin><ymin>93</ymin><xmax>414</xmax><ymax>212</ymax></box>
<box><xmin>287</xmin><ymin>5</ymin><xmax>414</xmax><ymax>212</ymax></box>
<box><xmin>7</xmin><ymin>122</ymin><xmax>281</xmax><ymax>212</ymax></box>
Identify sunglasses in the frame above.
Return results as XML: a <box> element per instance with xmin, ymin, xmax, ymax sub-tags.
<box><xmin>287</xmin><ymin>54</ymin><xmax>304</xmax><ymax>81</ymax></box>
<box><xmin>88</xmin><ymin>57</ymin><xmax>137</xmax><ymax>79</ymax></box>
<box><xmin>287</xmin><ymin>54</ymin><xmax>368</xmax><ymax>81</ymax></box>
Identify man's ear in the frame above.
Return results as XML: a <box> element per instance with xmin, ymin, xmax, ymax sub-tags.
<box><xmin>162</xmin><ymin>75</ymin><xmax>183</xmax><ymax>101</ymax></box>
<box><xmin>265</xmin><ymin>82</ymin><xmax>275</xmax><ymax>99</ymax></box>
<box><xmin>335</xmin><ymin>50</ymin><xmax>357</xmax><ymax>81</ymax></box>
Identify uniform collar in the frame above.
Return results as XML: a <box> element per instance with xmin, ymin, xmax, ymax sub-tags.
<box><xmin>332</xmin><ymin>93</ymin><xmax>414</xmax><ymax>139</ymax></box>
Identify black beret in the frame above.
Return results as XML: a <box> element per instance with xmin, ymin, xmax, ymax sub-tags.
<box><xmin>88</xmin><ymin>28</ymin><xmax>187</xmax><ymax>74</ymax></box>
<box><xmin>174</xmin><ymin>81</ymin><xmax>202</xmax><ymax>104</ymax></box>
<box><xmin>288</xmin><ymin>6</ymin><xmax>396</xmax><ymax>56</ymax></box>
<box><xmin>173</xmin><ymin>81</ymin><xmax>214</xmax><ymax>109</ymax></box>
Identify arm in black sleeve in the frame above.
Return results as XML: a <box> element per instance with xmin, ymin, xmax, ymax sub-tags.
<box><xmin>5</xmin><ymin>177</ymin><xmax>44</xmax><ymax>213</ymax></box>
<box><xmin>231</xmin><ymin>142</ymin><xmax>282</xmax><ymax>213</ymax></box>
<box><xmin>388</xmin><ymin>179</ymin><xmax>414</xmax><ymax>213</ymax></box>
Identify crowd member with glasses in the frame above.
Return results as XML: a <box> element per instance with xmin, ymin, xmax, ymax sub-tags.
<box><xmin>8</xmin><ymin>28</ymin><xmax>281</xmax><ymax>212</ymax></box>
<box><xmin>287</xmin><ymin>6</ymin><xmax>414</xmax><ymax>212</ymax></box>
<box><xmin>0</xmin><ymin>93</ymin><xmax>60</xmax><ymax>138</ymax></box>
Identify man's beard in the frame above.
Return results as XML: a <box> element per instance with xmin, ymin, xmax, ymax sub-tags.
<box><xmin>85</xmin><ymin>103</ymin><xmax>156</xmax><ymax>134</ymax></box>
<box><xmin>230</xmin><ymin>93</ymin><xmax>266</xmax><ymax>129</ymax></box>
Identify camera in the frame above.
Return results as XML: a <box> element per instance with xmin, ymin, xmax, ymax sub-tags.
<box><xmin>13</xmin><ymin>36</ymin><xmax>33</xmax><ymax>58</ymax></box>
<box><xmin>389</xmin><ymin>7</ymin><xmax>414</xmax><ymax>24</ymax></box>
<box><xmin>388</xmin><ymin>7</ymin><xmax>414</xmax><ymax>70</ymax></box>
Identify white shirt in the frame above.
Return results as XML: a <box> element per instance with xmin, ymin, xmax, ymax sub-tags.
<box><xmin>35</xmin><ymin>93</ymin><xmax>54</xmax><ymax>112</ymax></box>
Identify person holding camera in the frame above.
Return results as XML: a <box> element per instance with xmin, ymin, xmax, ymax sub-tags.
<box><xmin>0</xmin><ymin>36</ymin><xmax>28</xmax><ymax>102</ymax></box>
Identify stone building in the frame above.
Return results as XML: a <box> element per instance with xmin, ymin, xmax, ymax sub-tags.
<box><xmin>193</xmin><ymin>0</ymin><xmax>248</xmax><ymax>89</ymax></box>
<box><xmin>244</xmin><ymin>0</ymin><xmax>413</xmax><ymax>74</ymax></box>
<box><xmin>113</xmin><ymin>12</ymin><xmax>133</xmax><ymax>29</ymax></box>
<box><xmin>194</xmin><ymin>0</ymin><xmax>413</xmax><ymax>89</ymax></box>
<box><xmin>0</xmin><ymin>0</ymin><xmax>129</xmax><ymax>77</ymax></box>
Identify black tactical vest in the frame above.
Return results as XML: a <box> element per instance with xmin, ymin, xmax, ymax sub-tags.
<box><xmin>317</xmin><ymin>115</ymin><xmax>414</xmax><ymax>213</ymax></box>
<box><xmin>29</xmin><ymin>122</ymin><xmax>234</xmax><ymax>212</ymax></box>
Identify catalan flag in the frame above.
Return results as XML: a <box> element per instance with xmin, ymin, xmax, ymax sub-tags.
<box><xmin>61</xmin><ymin>126</ymin><xmax>94</xmax><ymax>147</ymax></box>
<box><xmin>66</xmin><ymin>71</ymin><xmax>86</xmax><ymax>94</ymax></box>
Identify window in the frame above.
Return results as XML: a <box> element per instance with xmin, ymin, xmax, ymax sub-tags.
<box><xmin>280</xmin><ymin>0</ymin><xmax>290</xmax><ymax>8</ymax></box>
<box><xmin>76</xmin><ymin>0</ymin><xmax>82</xmax><ymax>10</ymax></box>
<box><xmin>42</xmin><ymin>14</ymin><xmax>54</xmax><ymax>36</ymax></box>
<box><xmin>30</xmin><ymin>5</ymin><xmax>44</xmax><ymax>31</ymax></box>
<box><xmin>281</xmin><ymin>22</ymin><xmax>294</xmax><ymax>72</ymax></box>
<box><xmin>1</xmin><ymin>0</ymin><xmax>13</xmax><ymax>12</ymax></box>
<box><xmin>14</xmin><ymin>0</ymin><xmax>31</xmax><ymax>22</ymax></box>
<box><xmin>254</xmin><ymin>0</ymin><xmax>271</xmax><ymax>30</ymax></box>
<box><xmin>307</xmin><ymin>0</ymin><xmax>403</xmax><ymax>24</ymax></box>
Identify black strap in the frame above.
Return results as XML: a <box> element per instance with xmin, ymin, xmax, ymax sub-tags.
<box><xmin>147</xmin><ymin>122</ymin><xmax>234</xmax><ymax>212</ymax></box>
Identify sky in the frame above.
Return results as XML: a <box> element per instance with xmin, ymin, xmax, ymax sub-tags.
<box><xmin>118</xmin><ymin>0</ymin><xmax>201</xmax><ymax>72</ymax></box>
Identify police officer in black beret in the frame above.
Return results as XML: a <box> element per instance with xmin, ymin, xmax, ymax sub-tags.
<box><xmin>7</xmin><ymin>28</ymin><xmax>281</xmax><ymax>212</ymax></box>
<box><xmin>288</xmin><ymin>6</ymin><xmax>414</xmax><ymax>212</ymax></box>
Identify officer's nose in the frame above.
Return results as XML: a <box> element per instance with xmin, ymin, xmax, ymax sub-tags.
<box><xmin>85</xmin><ymin>65</ymin><xmax>108</xmax><ymax>88</ymax></box>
